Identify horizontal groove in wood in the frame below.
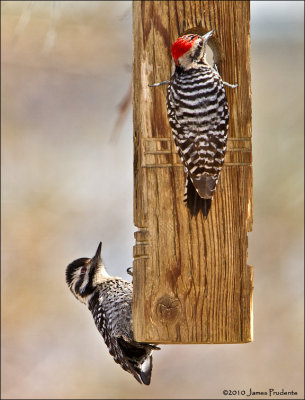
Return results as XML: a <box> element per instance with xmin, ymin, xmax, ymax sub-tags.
<box><xmin>134</xmin><ymin>229</ymin><xmax>149</xmax><ymax>241</ymax></box>
<box><xmin>133</xmin><ymin>244</ymin><xmax>150</xmax><ymax>257</ymax></box>
<box><xmin>142</xmin><ymin>137</ymin><xmax>252</xmax><ymax>167</ymax></box>
<box><xmin>134</xmin><ymin>255</ymin><xmax>150</xmax><ymax>260</ymax></box>
<box><xmin>142</xmin><ymin>162</ymin><xmax>252</xmax><ymax>168</ymax></box>
<box><xmin>144</xmin><ymin>148</ymin><xmax>251</xmax><ymax>155</ymax></box>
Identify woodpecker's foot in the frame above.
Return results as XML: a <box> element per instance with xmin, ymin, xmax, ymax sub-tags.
<box><xmin>223</xmin><ymin>81</ymin><xmax>238</xmax><ymax>89</ymax></box>
<box><xmin>127</xmin><ymin>267</ymin><xmax>133</xmax><ymax>277</ymax></box>
<box><xmin>213</xmin><ymin>64</ymin><xmax>238</xmax><ymax>89</ymax></box>
<box><xmin>148</xmin><ymin>80</ymin><xmax>170</xmax><ymax>87</ymax></box>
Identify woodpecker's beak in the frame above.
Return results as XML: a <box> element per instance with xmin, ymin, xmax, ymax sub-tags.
<box><xmin>202</xmin><ymin>30</ymin><xmax>214</xmax><ymax>42</ymax></box>
<box><xmin>92</xmin><ymin>242</ymin><xmax>102</xmax><ymax>263</ymax></box>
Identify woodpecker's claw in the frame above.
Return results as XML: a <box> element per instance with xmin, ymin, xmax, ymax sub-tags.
<box><xmin>213</xmin><ymin>64</ymin><xmax>238</xmax><ymax>89</ymax></box>
<box><xmin>223</xmin><ymin>81</ymin><xmax>238</xmax><ymax>89</ymax></box>
<box><xmin>148</xmin><ymin>80</ymin><xmax>170</xmax><ymax>87</ymax></box>
<box><xmin>127</xmin><ymin>267</ymin><xmax>133</xmax><ymax>276</ymax></box>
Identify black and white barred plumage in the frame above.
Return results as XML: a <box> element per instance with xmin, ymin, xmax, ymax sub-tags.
<box><xmin>151</xmin><ymin>30</ymin><xmax>233</xmax><ymax>217</ymax></box>
<box><xmin>66</xmin><ymin>242</ymin><xmax>159</xmax><ymax>385</ymax></box>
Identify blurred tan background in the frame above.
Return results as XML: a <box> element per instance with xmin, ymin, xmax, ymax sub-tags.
<box><xmin>1</xmin><ymin>1</ymin><xmax>304</xmax><ymax>399</ymax></box>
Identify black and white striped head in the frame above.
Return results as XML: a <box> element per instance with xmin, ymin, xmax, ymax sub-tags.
<box><xmin>66</xmin><ymin>242</ymin><xmax>110</xmax><ymax>304</ymax></box>
<box><xmin>171</xmin><ymin>30</ymin><xmax>214</xmax><ymax>70</ymax></box>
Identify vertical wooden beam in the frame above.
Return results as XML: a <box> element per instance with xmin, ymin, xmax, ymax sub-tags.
<box><xmin>132</xmin><ymin>0</ymin><xmax>253</xmax><ymax>344</ymax></box>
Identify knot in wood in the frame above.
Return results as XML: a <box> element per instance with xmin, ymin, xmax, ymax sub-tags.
<box><xmin>155</xmin><ymin>296</ymin><xmax>181</xmax><ymax>324</ymax></box>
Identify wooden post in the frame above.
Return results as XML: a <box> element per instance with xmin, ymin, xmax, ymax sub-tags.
<box><xmin>132</xmin><ymin>0</ymin><xmax>253</xmax><ymax>344</ymax></box>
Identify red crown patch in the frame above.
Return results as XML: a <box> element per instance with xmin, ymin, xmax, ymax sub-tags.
<box><xmin>171</xmin><ymin>34</ymin><xmax>200</xmax><ymax>63</ymax></box>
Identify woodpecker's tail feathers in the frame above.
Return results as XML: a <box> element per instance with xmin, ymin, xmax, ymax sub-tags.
<box><xmin>192</xmin><ymin>174</ymin><xmax>216</xmax><ymax>199</ymax></box>
<box><xmin>185</xmin><ymin>175</ymin><xmax>212</xmax><ymax>218</ymax></box>
<box><xmin>117</xmin><ymin>337</ymin><xmax>159</xmax><ymax>385</ymax></box>
<box><xmin>140</xmin><ymin>355</ymin><xmax>153</xmax><ymax>385</ymax></box>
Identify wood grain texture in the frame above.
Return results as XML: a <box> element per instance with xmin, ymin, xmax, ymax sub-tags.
<box><xmin>132</xmin><ymin>1</ymin><xmax>253</xmax><ymax>344</ymax></box>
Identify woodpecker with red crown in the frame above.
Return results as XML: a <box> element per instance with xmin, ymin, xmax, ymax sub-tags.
<box><xmin>150</xmin><ymin>30</ymin><xmax>237</xmax><ymax>217</ymax></box>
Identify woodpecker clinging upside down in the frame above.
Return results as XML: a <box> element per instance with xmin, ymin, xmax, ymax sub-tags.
<box><xmin>65</xmin><ymin>242</ymin><xmax>159</xmax><ymax>385</ymax></box>
<box><xmin>150</xmin><ymin>30</ymin><xmax>237</xmax><ymax>217</ymax></box>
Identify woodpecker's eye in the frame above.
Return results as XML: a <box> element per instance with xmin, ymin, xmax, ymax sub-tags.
<box><xmin>80</xmin><ymin>266</ymin><xmax>87</xmax><ymax>274</ymax></box>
